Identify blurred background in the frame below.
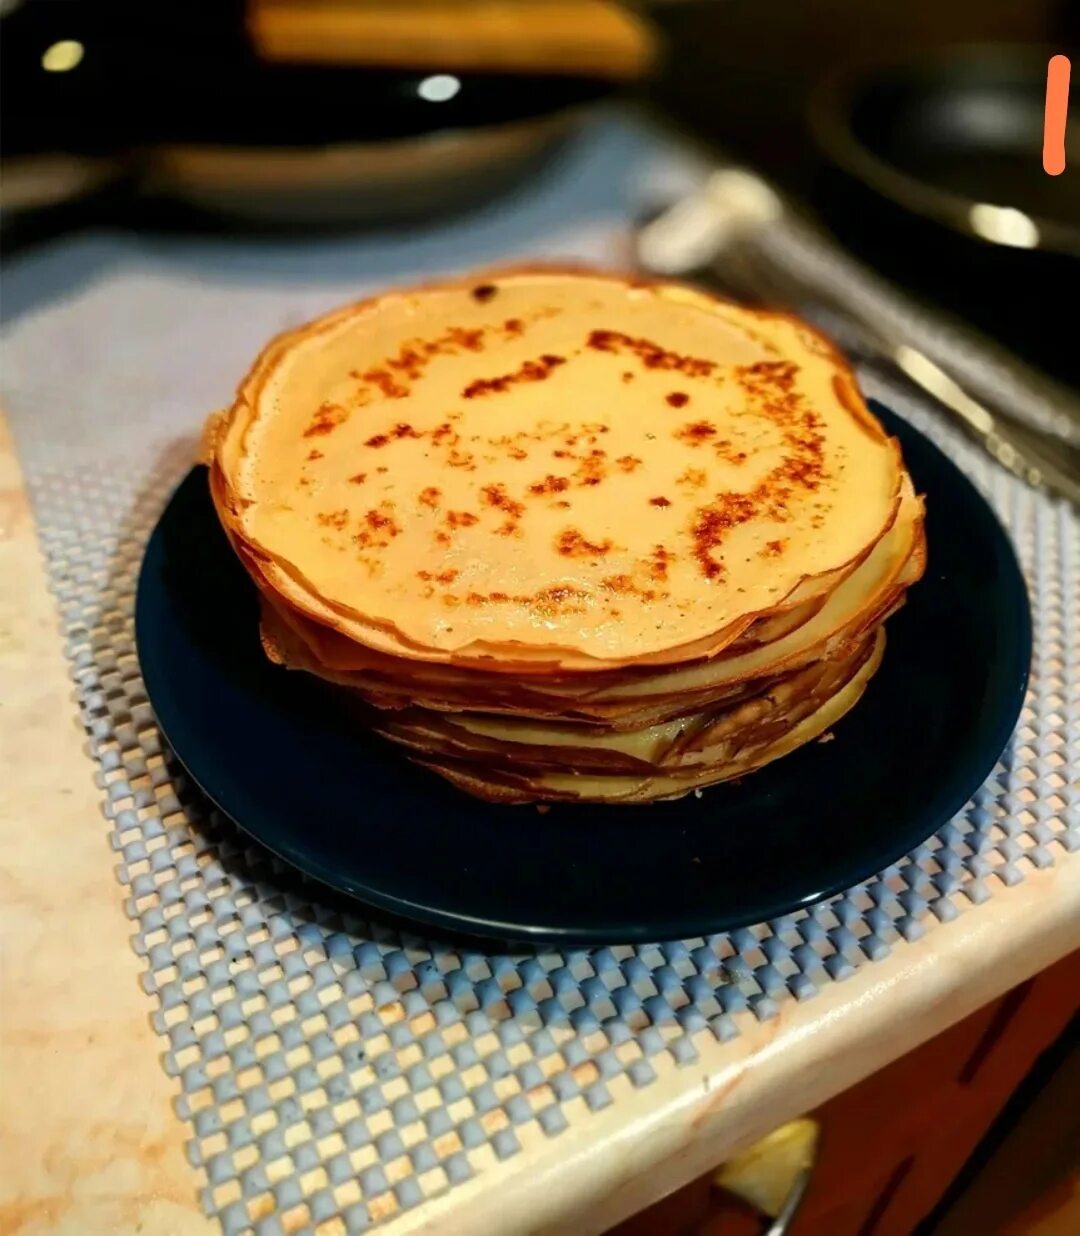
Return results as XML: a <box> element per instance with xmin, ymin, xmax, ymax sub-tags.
<box><xmin>2</xmin><ymin>1</ymin><xmax>1077</xmax><ymax>392</ymax></box>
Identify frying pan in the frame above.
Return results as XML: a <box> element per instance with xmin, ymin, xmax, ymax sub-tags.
<box><xmin>0</xmin><ymin>0</ymin><xmax>655</xmax><ymax>227</ymax></box>
<box><xmin>809</xmin><ymin>45</ymin><xmax>1080</xmax><ymax>387</ymax></box>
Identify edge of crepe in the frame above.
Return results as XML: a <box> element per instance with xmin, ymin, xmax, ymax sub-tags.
<box><xmin>206</xmin><ymin>263</ymin><xmax>909</xmax><ymax>670</ymax></box>
<box><xmin>417</xmin><ymin>626</ymin><xmax>887</xmax><ymax>803</ymax></box>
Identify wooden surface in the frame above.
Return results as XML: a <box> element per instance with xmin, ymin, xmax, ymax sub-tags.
<box><xmin>611</xmin><ymin>951</ymin><xmax>1080</xmax><ymax>1234</ymax></box>
<box><xmin>936</xmin><ymin>999</ymin><xmax>1080</xmax><ymax>1236</ymax></box>
<box><xmin>788</xmin><ymin>951</ymin><xmax>1079</xmax><ymax>1234</ymax></box>
<box><xmin>1</xmin><ymin>394</ymin><xmax>1078</xmax><ymax>1234</ymax></box>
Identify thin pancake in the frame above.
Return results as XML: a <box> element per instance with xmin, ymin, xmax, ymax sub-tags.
<box><xmin>209</xmin><ymin>267</ymin><xmax>902</xmax><ymax>668</ymax></box>
<box><xmin>371</xmin><ymin>634</ymin><xmax>876</xmax><ymax>775</ymax></box>
<box><xmin>419</xmin><ymin>628</ymin><xmax>885</xmax><ymax>803</ymax></box>
<box><xmin>254</xmin><ymin>477</ymin><xmax>921</xmax><ymax>717</ymax></box>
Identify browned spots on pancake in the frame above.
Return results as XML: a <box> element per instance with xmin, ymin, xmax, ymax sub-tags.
<box><xmin>418</xmin><ymin>568</ymin><xmax>458</xmax><ymax>584</ymax></box>
<box><xmin>490</xmin><ymin>423</ymin><xmax>567</xmax><ymax>449</ymax></box>
<box><xmin>462</xmin><ymin>589</ymin><xmax>514</xmax><ymax>607</ymax></box>
<box><xmin>447</xmin><ymin>448</ymin><xmax>475</xmax><ymax>470</ymax></box>
<box><xmin>418</xmin><ymin>486</ymin><xmax>441</xmax><ymax>508</ymax></box>
<box><xmin>365</xmin><ymin>506</ymin><xmax>398</xmax><ymax>532</ymax></box>
<box><xmin>348</xmin><ymin>472</ymin><xmax>366</xmax><ymax>485</ymax></box>
<box><xmin>650</xmin><ymin>545</ymin><xmax>673</xmax><ymax>581</ymax></box>
<box><xmin>552</xmin><ymin>584</ymin><xmax>593</xmax><ymax>608</ymax></box>
<box><xmin>601</xmin><ymin>574</ymin><xmax>660</xmax><ymax>602</ymax></box>
<box><xmin>446</xmin><ymin>510</ymin><xmax>479</xmax><ymax>530</ymax></box>
<box><xmin>480</xmin><ymin>483</ymin><xmax>524</xmax><ymax>518</ymax></box>
<box><xmin>302</xmin><ymin>402</ymin><xmax>349</xmax><ymax>438</ymax></box>
<box><xmin>360</xmin><ymin>367</ymin><xmax>409</xmax><ymax>399</ymax></box>
<box><xmin>480</xmin><ymin>483</ymin><xmax>525</xmax><ymax>536</ymax></box>
<box><xmin>745</xmin><ymin>359</ymin><xmax>798</xmax><ymax>393</ymax></box>
<box><xmin>503</xmin><ymin>318</ymin><xmax>524</xmax><ymax>336</ymax></box>
<box><xmin>622</xmin><ymin>371</ymin><xmax>635</xmax><ymax>383</ymax></box>
<box><xmin>649</xmin><ymin>496</ymin><xmax>671</xmax><ymax>508</ymax></box>
<box><xmin>379</xmin><ymin>348</ymin><xmax>424</xmax><ymax>380</ymax></box>
<box><xmin>306</xmin><ymin>448</ymin><xmax>324</xmax><ymax>462</ymax></box>
<box><xmin>471</xmin><ymin>284</ymin><xmax>497</xmax><ymax>303</ymax></box>
<box><xmin>531</xmin><ymin>584</ymin><xmax>587</xmax><ymax>617</ymax></box>
<box><xmin>462</xmin><ymin>353</ymin><xmax>566</xmax><ymax>399</ymax></box>
<box><xmin>690</xmin><ymin>361</ymin><xmax>827</xmax><ymax>580</ymax></box>
<box><xmin>675</xmin><ymin>421</ymin><xmax>717</xmax><ymax>445</ymax></box>
<box><xmin>677</xmin><ymin>467</ymin><xmax>707</xmax><ymax>488</ymax></box>
<box><xmin>574</xmin><ymin>449</ymin><xmax>607</xmax><ymax>487</ymax></box>
<box><xmin>713</xmin><ymin>438</ymin><xmax>749</xmax><ymax>465</ymax></box>
<box><xmin>449</xmin><ymin>326</ymin><xmax>486</xmax><ymax>351</ymax></box>
<box><xmin>453</xmin><ymin>583</ymin><xmax>587</xmax><ymax>617</ymax></box>
<box><xmin>666</xmin><ymin>391</ymin><xmax>689</xmax><ymax>408</ymax></box>
<box><xmin>431</xmin><ymin>422</ymin><xmax>460</xmax><ymax>447</ymax></box>
<box><xmin>528</xmin><ymin>474</ymin><xmax>570</xmax><ymax>496</ymax></box>
<box><xmin>616</xmin><ymin>454</ymin><xmax>642</xmax><ymax>473</ymax></box>
<box><xmin>316</xmin><ymin>509</ymin><xmax>349</xmax><ymax>530</ymax></box>
<box><xmin>560</xmin><ymin>423</ymin><xmax>608</xmax><ymax>449</ymax></box>
<box><xmin>354</xmin><ymin>502</ymin><xmax>401</xmax><ymax>549</ymax></box>
<box><xmin>586</xmin><ymin>329</ymin><xmax>716</xmax><ymax>378</ymax></box>
<box><xmin>365</xmin><ymin>422</ymin><xmax>421</xmax><ymax>448</ymax></box>
<box><xmin>760</xmin><ymin>539</ymin><xmax>787</xmax><ymax>558</ymax></box>
<box><xmin>349</xmin><ymin>324</ymin><xmax>492</xmax><ymax>399</ymax></box>
<box><xmin>691</xmin><ymin>496</ymin><xmax>754</xmax><ymax>580</ymax></box>
<box><xmin>555</xmin><ymin>528</ymin><xmax>613</xmax><ymax>558</ymax></box>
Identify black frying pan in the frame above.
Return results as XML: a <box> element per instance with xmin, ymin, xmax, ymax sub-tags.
<box><xmin>809</xmin><ymin>44</ymin><xmax>1080</xmax><ymax>387</ymax></box>
<box><xmin>0</xmin><ymin>0</ymin><xmax>649</xmax><ymax>229</ymax></box>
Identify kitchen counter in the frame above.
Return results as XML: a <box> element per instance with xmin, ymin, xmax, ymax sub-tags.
<box><xmin>2</xmin><ymin>115</ymin><xmax>1077</xmax><ymax>1236</ymax></box>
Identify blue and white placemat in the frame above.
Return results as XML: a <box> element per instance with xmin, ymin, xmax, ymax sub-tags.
<box><xmin>2</xmin><ymin>116</ymin><xmax>1076</xmax><ymax>1235</ymax></box>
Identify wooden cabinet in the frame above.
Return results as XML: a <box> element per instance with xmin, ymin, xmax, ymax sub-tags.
<box><xmin>610</xmin><ymin>950</ymin><xmax>1079</xmax><ymax>1236</ymax></box>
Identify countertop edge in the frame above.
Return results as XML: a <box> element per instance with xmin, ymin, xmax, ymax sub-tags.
<box><xmin>393</xmin><ymin>868</ymin><xmax>1080</xmax><ymax>1235</ymax></box>
<box><xmin>0</xmin><ymin>408</ymin><xmax>215</xmax><ymax>1236</ymax></box>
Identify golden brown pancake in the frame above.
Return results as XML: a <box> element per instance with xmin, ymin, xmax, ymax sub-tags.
<box><xmin>207</xmin><ymin>268</ymin><xmax>902</xmax><ymax>669</ymax></box>
<box><xmin>204</xmin><ymin>266</ymin><xmax>924</xmax><ymax>804</ymax></box>
<box><xmin>417</xmin><ymin>630</ymin><xmax>886</xmax><ymax>804</ymax></box>
<box><xmin>371</xmin><ymin>632</ymin><xmax>879</xmax><ymax>777</ymax></box>
<box><xmin>251</xmin><ymin>476</ymin><xmax>921</xmax><ymax>720</ymax></box>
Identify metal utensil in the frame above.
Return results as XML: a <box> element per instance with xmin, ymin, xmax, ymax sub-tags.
<box><xmin>637</xmin><ymin>169</ymin><xmax>1080</xmax><ymax>505</ymax></box>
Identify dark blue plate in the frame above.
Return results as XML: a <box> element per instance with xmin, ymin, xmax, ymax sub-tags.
<box><xmin>136</xmin><ymin>405</ymin><xmax>1031</xmax><ymax>944</ymax></box>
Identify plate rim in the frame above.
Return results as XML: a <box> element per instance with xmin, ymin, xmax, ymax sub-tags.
<box><xmin>135</xmin><ymin>402</ymin><xmax>1033</xmax><ymax>943</ymax></box>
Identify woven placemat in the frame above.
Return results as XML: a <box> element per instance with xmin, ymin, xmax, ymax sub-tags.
<box><xmin>3</xmin><ymin>120</ymin><xmax>1076</xmax><ymax>1236</ymax></box>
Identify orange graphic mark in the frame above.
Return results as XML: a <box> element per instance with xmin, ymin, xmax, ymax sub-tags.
<box><xmin>1044</xmin><ymin>55</ymin><xmax>1071</xmax><ymax>176</ymax></box>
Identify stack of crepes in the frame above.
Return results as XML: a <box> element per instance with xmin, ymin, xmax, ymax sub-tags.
<box><xmin>203</xmin><ymin>267</ymin><xmax>925</xmax><ymax>804</ymax></box>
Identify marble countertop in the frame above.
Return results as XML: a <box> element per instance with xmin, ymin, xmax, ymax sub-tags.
<box><xmin>2</xmin><ymin>115</ymin><xmax>1077</xmax><ymax>1236</ymax></box>
<box><xmin>0</xmin><ymin>414</ymin><xmax>214</xmax><ymax>1235</ymax></box>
